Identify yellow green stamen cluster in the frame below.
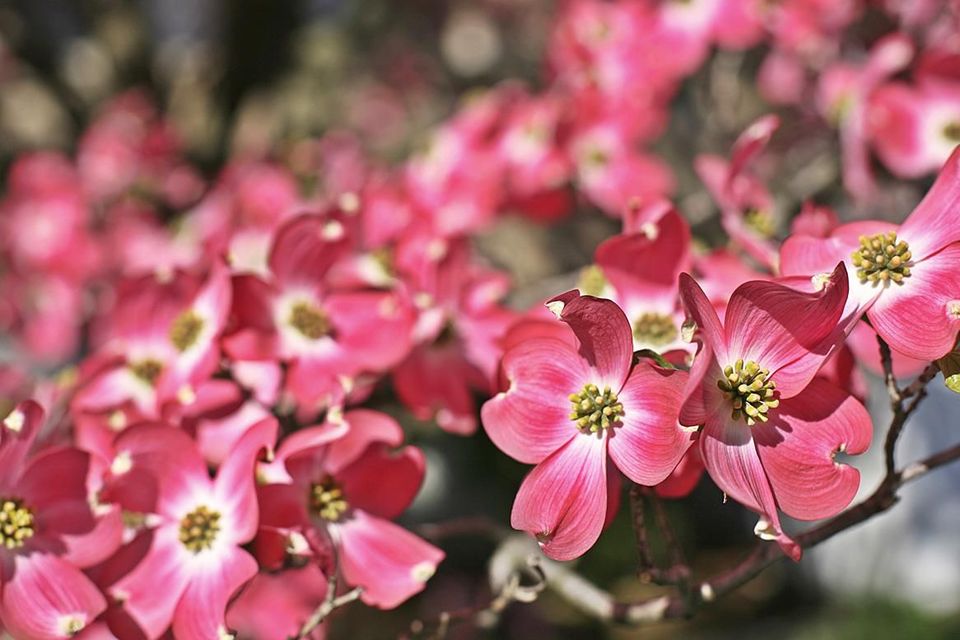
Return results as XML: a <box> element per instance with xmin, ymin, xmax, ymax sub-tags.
<box><xmin>569</xmin><ymin>384</ymin><xmax>624</xmax><ymax>433</ymax></box>
<box><xmin>0</xmin><ymin>498</ymin><xmax>35</xmax><ymax>549</ymax></box>
<box><xmin>310</xmin><ymin>478</ymin><xmax>349</xmax><ymax>522</ymax></box>
<box><xmin>632</xmin><ymin>312</ymin><xmax>678</xmax><ymax>347</ymax></box>
<box><xmin>743</xmin><ymin>207</ymin><xmax>775</xmax><ymax>238</ymax></box>
<box><xmin>169</xmin><ymin>310</ymin><xmax>204</xmax><ymax>352</ymax></box>
<box><xmin>289</xmin><ymin>302</ymin><xmax>331</xmax><ymax>340</ymax></box>
<box><xmin>851</xmin><ymin>232</ymin><xmax>912</xmax><ymax>286</ymax></box>
<box><xmin>129</xmin><ymin>359</ymin><xmax>163</xmax><ymax>386</ymax></box>
<box><xmin>179</xmin><ymin>505</ymin><xmax>221</xmax><ymax>553</ymax></box>
<box><xmin>717</xmin><ymin>359</ymin><xmax>779</xmax><ymax>426</ymax></box>
<box><xmin>944</xmin><ymin>121</ymin><xmax>960</xmax><ymax>142</ymax></box>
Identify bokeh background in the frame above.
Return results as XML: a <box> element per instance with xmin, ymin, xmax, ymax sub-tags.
<box><xmin>2</xmin><ymin>1</ymin><xmax>960</xmax><ymax>638</ymax></box>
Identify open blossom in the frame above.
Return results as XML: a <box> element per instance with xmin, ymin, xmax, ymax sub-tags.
<box><xmin>106</xmin><ymin>418</ymin><xmax>276</xmax><ymax>639</ymax></box>
<box><xmin>780</xmin><ymin>147</ymin><xmax>960</xmax><ymax>361</ymax></box>
<box><xmin>256</xmin><ymin>409</ymin><xmax>444</xmax><ymax>610</ymax></box>
<box><xmin>679</xmin><ymin>263</ymin><xmax>872</xmax><ymax>559</ymax></box>
<box><xmin>0</xmin><ymin>401</ymin><xmax>121</xmax><ymax>639</ymax></box>
<box><xmin>482</xmin><ymin>291</ymin><xmax>691</xmax><ymax>560</ymax></box>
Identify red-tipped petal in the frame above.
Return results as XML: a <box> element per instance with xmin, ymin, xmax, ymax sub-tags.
<box><xmin>546</xmin><ymin>290</ymin><xmax>633</xmax><ymax>388</ymax></box>
<box><xmin>510</xmin><ymin>433</ymin><xmax>608</xmax><ymax>561</ymax></box>
<box><xmin>2</xmin><ymin>553</ymin><xmax>107</xmax><ymax>640</ymax></box>
<box><xmin>867</xmin><ymin>243</ymin><xmax>960</xmax><ymax>360</ymax></box>
<box><xmin>0</xmin><ymin>399</ymin><xmax>44</xmax><ymax>490</ymax></box>
<box><xmin>678</xmin><ymin>273</ymin><xmax>727</xmax><ymax>363</ymax></box>
<box><xmin>609</xmin><ymin>365</ymin><xmax>692</xmax><ymax>485</ymax></box>
<box><xmin>268</xmin><ymin>214</ymin><xmax>349</xmax><ymax>286</ymax></box>
<box><xmin>336</xmin><ymin>510</ymin><xmax>444</xmax><ymax>609</ymax></box>
<box><xmin>755</xmin><ymin>379</ymin><xmax>872</xmax><ymax>521</ymax></box>
<box><xmin>481</xmin><ymin>337</ymin><xmax>586</xmax><ymax>464</ymax></box>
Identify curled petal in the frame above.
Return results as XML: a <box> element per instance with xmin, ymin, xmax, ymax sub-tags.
<box><xmin>547</xmin><ymin>290</ymin><xmax>633</xmax><ymax>388</ymax></box>
<box><xmin>755</xmin><ymin>379</ymin><xmax>872</xmax><ymax>521</ymax></box>
<box><xmin>511</xmin><ymin>433</ymin><xmax>608</xmax><ymax>561</ymax></box>
<box><xmin>213</xmin><ymin>417</ymin><xmax>278</xmax><ymax>544</ymax></box>
<box><xmin>724</xmin><ymin>262</ymin><xmax>849</xmax><ymax>398</ymax></box>
<box><xmin>338</xmin><ymin>444</ymin><xmax>425</xmax><ymax>520</ymax></box>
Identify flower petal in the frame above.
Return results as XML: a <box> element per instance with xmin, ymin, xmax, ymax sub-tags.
<box><xmin>338</xmin><ymin>444</ymin><xmax>424</xmax><ymax>520</ymax></box>
<box><xmin>867</xmin><ymin>243</ymin><xmax>960</xmax><ymax>360</ymax></box>
<box><xmin>724</xmin><ymin>262</ymin><xmax>849</xmax><ymax>398</ymax></box>
<box><xmin>699</xmin><ymin>415</ymin><xmax>800</xmax><ymax>560</ymax></box>
<box><xmin>547</xmin><ymin>290</ymin><xmax>633</xmax><ymax>388</ymax></box>
<box><xmin>172</xmin><ymin>547</ymin><xmax>259</xmax><ymax>640</ymax></box>
<box><xmin>678</xmin><ymin>273</ymin><xmax>727</xmax><ymax>364</ymax></box>
<box><xmin>336</xmin><ymin>510</ymin><xmax>444</xmax><ymax>609</ymax></box>
<box><xmin>754</xmin><ymin>379</ymin><xmax>872</xmax><ymax>521</ymax></box>
<box><xmin>510</xmin><ymin>433</ymin><xmax>608</xmax><ymax>561</ymax></box>
<box><xmin>609</xmin><ymin>364</ymin><xmax>692</xmax><ymax>485</ymax></box>
<box><xmin>0</xmin><ymin>399</ymin><xmax>44</xmax><ymax>490</ymax></box>
<box><xmin>2</xmin><ymin>553</ymin><xmax>107</xmax><ymax>640</ymax></box>
<box><xmin>898</xmin><ymin>147</ymin><xmax>960</xmax><ymax>260</ymax></box>
<box><xmin>213</xmin><ymin>417</ymin><xmax>278</xmax><ymax>544</ymax></box>
<box><xmin>111</xmin><ymin>525</ymin><xmax>192</xmax><ymax>639</ymax></box>
<box><xmin>481</xmin><ymin>337</ymin><xmax>586</xmax><ymax>464</ymax></box>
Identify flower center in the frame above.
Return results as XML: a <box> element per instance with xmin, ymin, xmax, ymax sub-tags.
<box><xmin>289</xmin><ymin>302</ymin><xmax>331</xmax><ymax>340</ymax></box>
<box><xmin>850</xmin><ymin>232</ymin><xmax>912</xmax><ymax>286</ymax></box>
<box><xmin>743</xmin><ymin>207</ymin><xmax>775</xmax><ymax>238</ymax></box>
<box><xmin>716</xmin><ymin>359</ymin><xmax>779</xmax><ymax>426</ymax></box>
<box><xmin>310</xmin><ymin>478</ymin><xmax>349</xmax><ymax>522</ymax></box>
<box><xmin>569</xmin><ymin>383</ymin><xmax>624</xmax><ymax>433</ymax></box>
<box><xmin>129</xmin><ymin>359</ymin><xmax>163</xmax><ymax>386</ymax></box>
<box><xmin>632</xmin><ymin>312</ymin><xmax>678</xmax><ymax>347</ymax></box>
<box><xmin>944</xmin><ymin>121</ymin><xmax>960</xmax><ymax>142</ymax></box>
<box><xmin>0</xmin><ymin>498</ymin><xmax>35</xmax><ymax>549</ymax></box>
<box><xmin>179</xmin><ymin>505</ymin><xmax>221</xmax><ymax>553</ymax></box>
<box><xmin>578</xmin><ymin>264</ymin><xmax>607</xmax><ymax>297</ymax></box>
<box><xmin>170</xmin><ymin>310</ymin><xmax>204</xmax><ymax>352</ymax></box>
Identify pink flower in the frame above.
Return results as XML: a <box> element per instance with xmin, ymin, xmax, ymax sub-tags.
<box><xmin>482</xmin><ymin>291</ymin><xmax>691</xmax><ymax>560</ymax></box>
<box><xmin>0</xmin><ymin>401</ymin><xmax>120</xmax><ymax>639</ymax></box>
<box><xmin>256</xmin><ymin>410</ymin><xmax>444</xmax><ymax>609</ymax></box>
<box><xmin>223</xmin><ymin>213</ymin><xmax>415</xmax><ymax>416</ymax></box>
<box><xmin>226</xmin><ymin>565</ymin><xmax>329</xmax><ymax>640</ymax></box>
<box><xmin>679</xmin><ymin>264</ymin><xmax>872</xmax><ymax>559</ymax></box>
<box><xmin>780</xmin><ymin>148</ymin><xmax>960</xmax><ymax>360</ymax></box>
<box><xmin>107</xmin><ymin>418</ymin><xmax>276</xmax><ymax>639</ymax></box>
<box><xmin>695</xmin><ymin>115</ymin><xmax>781</xmax><ymax>270</ymax></box>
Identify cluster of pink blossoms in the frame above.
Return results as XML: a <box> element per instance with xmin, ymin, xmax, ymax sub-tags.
<box><xmin>1</xmin><ymin>0</ymin><xmax>960</xmax><ymax>638</ymax></box>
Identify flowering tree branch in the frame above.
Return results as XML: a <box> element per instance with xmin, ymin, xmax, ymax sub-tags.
<box><xmin>469</xmin><ymin>336</ymin><xmax>958</xmax><ymax>631</ymax></box>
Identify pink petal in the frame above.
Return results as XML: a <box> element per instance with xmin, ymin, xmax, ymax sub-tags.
<box><xmin>111</xmin><ymin>525</ymin><xmax>191</xmax><ymax>639</ymax></box>
<box><xmin>171</xmin><ymin>547</ymin><xmax>259</xmax><ymax>640</ymax></box>
<box><xmin>323</xmin><ymin>409</ymin><xmax>403</xmax><ymax>473</ymax></box>
<box><xmin>594</xmin><ymin>208</ymin><xmax>691</xmax><ymax>298</ymax></box>
<box><xmin>699</xmin><ymin>415</ymin><xmax>800</xmax><ymax>560</ymax></box>
<box><xmin>268</xmin><ymin>214</ymin><xmax>348</xmax><ymax>287</ymax></box>
<box><xmin>609</xmin><ymin>364</ymin><xmax>692</xmax><ymax>485</ymax></box>
<box><xmin>724</xmin><ymin>262</ymin><xmax>849</xmax><ymax>398</ymax></box>
<box><xmin>755</xmin><ymin>378</ymin><xmax>872</xmax><ymax>521</ymax></box>
<box><xmin>480</xmin><ymin>337</ymin><xmax>587</xmax><ymax>464</ymax></box>
<box><xmin>728</xmin><ymin>115</ymin><xmax>780</xmax><ymax>185</ymax></box>
<box><xmin>510</xmin><ymin>433</ymin><xmax>608</xmax><ymax>561</ymax></box>
<box><xmin>213</xmin><ymin>417</ymin><xmax>278</xmax><ymax>544</ymax></box>
<box><xmin>336</xmin><ymin>510</ymin><xmax>444</xmax><ymax>609</ymax></box>
<box><xmin>867</xmin><ymin>243</ymin><xmax>960</xmax><ymax>360</ymax></box>
<box><xmin>547</xmin><ymin>290</ymin><xmax>633</xmax><ymax>388</ymax></box>
<box><xmin>226</xmin><ymin>565</ymin><xmax>329</xmax><ymax>640</ymax></box>
<box><xmin>338</xmin><ymin>444</ymin><xmax>424</xmax><ymax>520</ymax></box>
<box><xmin>655</xmin><ymin>446</ymin><xmax>704</xmax><ymax>499</ymax></box>
<box><xmin>846</xmin><ymin>321</ymin><xmax>930</xmax><ymax>379</ymax></box>
<box><xmin>392</xmin><ymin>342</ymin><xmax>478</xmax><ymax>436</ymax></box>
<box><xmin>899</xmin><ymin>147</ymin><xmax>960</xmax><ymax>260</ymax></box>
<box><xmin>678</xmin><ymin>273</ymin><xmax>728</xmax><ymax>363</ymax></box>
<box><xmin>2</xmin><ymin>553</ymin><xmax>107</xmax><ymax>640</ymax></box>
<box><xmin>0</xmin><ymin>399</ymin><xmax>43</xmax><ymax>490</ymax></box>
